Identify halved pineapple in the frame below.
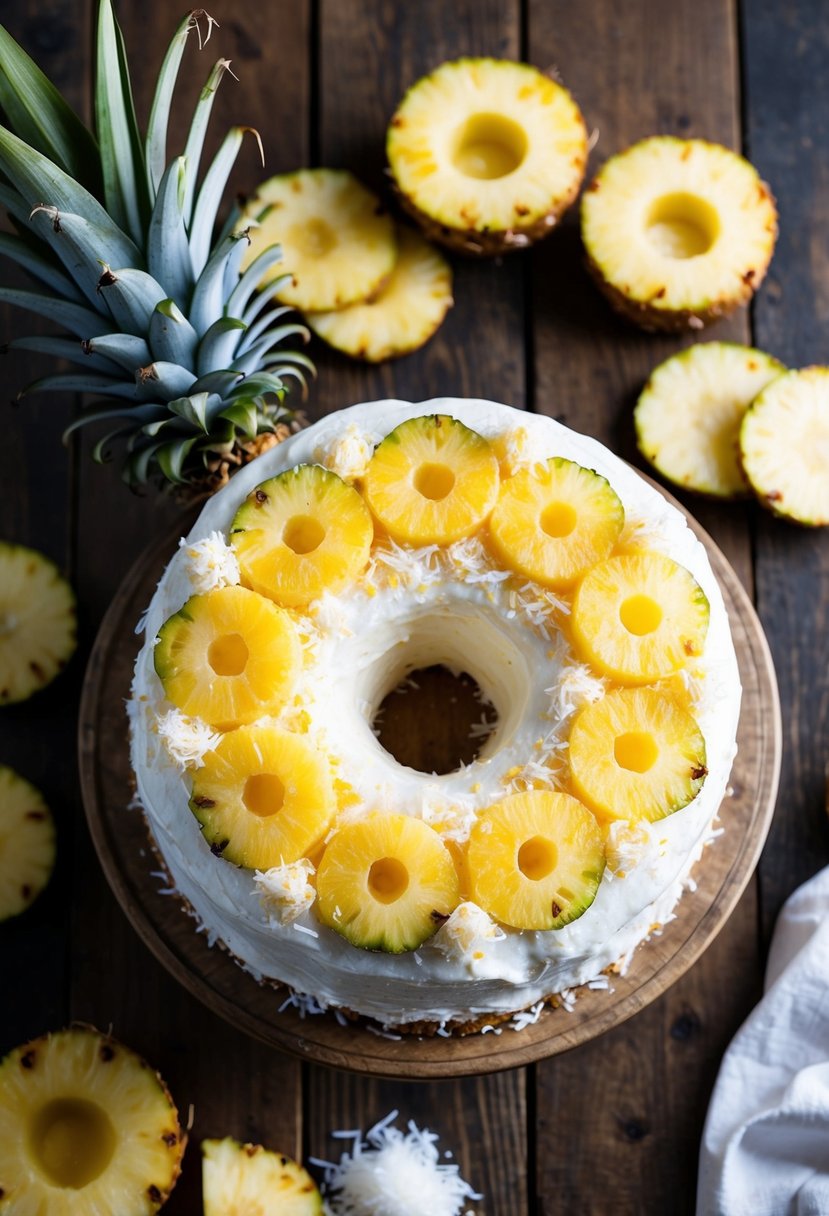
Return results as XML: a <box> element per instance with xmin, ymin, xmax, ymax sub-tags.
<box><xmin>635</xmin><ymin>343</ymin><xmax>785</xmax><ymax>498</ymax></box>
<box><xmin>571</xmin><ymin>552</ymin><xmax>709</xmax><ymax>683</ymax></box>
<box><xmin>241</xmin><ymin>168</ymin><xmax>397</xmax><ymax>311</ymax></box>
<box><xmin>0</xmin><ymin>766</ymin><xmax>55</xmax><ymax>921</ymax></box>
<box><xmin>305</xmin><ymin>226</ymin><xmax>453</xmax><ymax>362</ymax></box>
<box><xmin>0</xmin><ymin>542</ymin><xmax>76</xmax><ymax>705</ymax></box>
<box><xmin>190</xmin><ymin>725</ymin><xmax>335</xmax><ymax>869</ymax></box>
<box><xmin>739</xmin><ymin>366</ymin><xmax>829</xmax><ymax>525</ymax></box>
<box><xmin>581</xmin><ymin>137</ymin><xmax>778</xmax><ymax>331</ymax></box>
<box><xmin>466</xmin><ymin>791</ymin><xmax>605</xmax><ymax>931</ymax></box>
<box><xmin>362</xmin><ymin>415</ymin><xmax>500</xmax><ymax>545</ymax></box>
<box><xmin>387</xmin><ymin>58</ymin><xmax>587</xmax><ymax>256</ymax></box>
<box><xmin>231</xmin><ymin>465</ymin><xmax>373</xmax><ymax>607</ymax></box>
<box><xmin>0</xmin><ymin>1026</ymin><xmax>184</xmax><ymax>1214</ymax></box>
<box><xmin>488</xmin><ymin>458</ymin><xmax>624</xmax><ymax>588</ymax></box>
<box><xmin>202</xmin><ymin>1138</ymin><xmax>322</xmax><ymax>1216</ymax></box>
<box><xmin>316</xmin><ymin>813</ymin><xmax>460</xmax><ymax>953</ymax></box>
<box><xmin>154</xmin><ymin>585</ymin><xmax>301</xmax><ymax>730</ymax></box>
<box><xmin>569</xmin><ymin>687</ymin><xmax>707</xmax><ymax>823</ymax></box>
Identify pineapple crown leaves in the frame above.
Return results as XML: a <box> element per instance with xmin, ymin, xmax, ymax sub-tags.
<box><xmin>0</xmin><ymin>3</ymin><xmax>313</xmax><ymax>489</ymax></box>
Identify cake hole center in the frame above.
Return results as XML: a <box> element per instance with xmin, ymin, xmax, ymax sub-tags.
<box><xmin>414</xmin><ymin>462</ymin><xmax>456</xmax><ymax>501</ymax></box>
<box><xmin>540</xmin><ymin>501</ymin><xmax>578</xmax><ymax>538</ymax></box>
<box><xmin>283</xmin><ymin>514</ymin><xmax>325</xmax><ymax>555</ymax></box>
<box><xmin>287</xmin><ymin>217</ymin><xmax>337</xmax><ymax>259</ymax></box>
<box><xmin>208</xmin><ymin>632</ymin><xmax>249</xmax><ymax>676</ymax></box>
<box><xmin>452</xmin><ymin>113</ymin><xmax>528</xmax><ymax>180</ymax></box>
<box><xmin>645</xmin><ymin>192</ymin><xmax>719</xmax><ymax>259</ymax></box>
<box><xmin>29</xmin><ymin>1098</ymin><xmax>117</xmax><ymax>1189</ymax></box>
<box><xmin>518</xmin><ymin>836</ymin><xmax>558</xmax><ymax>881</ymax></box>
<box><xmin>374</xmin><ymin>665</ymin><xmax>497</xmax><ymax>774</ymax></box>
<box><xmin>243</xmin><ymin>773</ymin><xmax>286</xmax><ymax>817</ymax></box>
<box><xmin>614</xmin><ymin>731</ymin><xmax>659</xmax><ymax>773</ymax></box>
<box><xmin>368</xmin><ymin>856</ymin><xmax>409</xmax><ymax>903</ymax></box>
<box><xmin>619</xmin><ymin>594</ymin><xmax>663</xmax><ymax>636</ymax></box>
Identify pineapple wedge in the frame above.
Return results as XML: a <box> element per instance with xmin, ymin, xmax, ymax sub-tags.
<box><xmin>635</xmin><ymin>343</ymin><xmax>785</xmax><ymax>498</ymax></box>
<box><xmin>0</xmin><ymin>542</ymin><xmax>76</xmax><ymax>705</ymax></box>
<box><xmin>0</xmin><ymin>767</ymin><xmax>55</xmax><ymax>922</ymax></box>
<box><xmin>306</xmin><ymin>226</ymin><xmax>453</xmax><ymax>362</ymax></box>
<box><xmin>739</xmin><ymin>366</ymin><xmax>829</xmax><ymax>525</ymax></box>
<box><xmin>202</xmin><ymin>1138</ymin><xmax>322</xmax><ymax>1216</ymax></box>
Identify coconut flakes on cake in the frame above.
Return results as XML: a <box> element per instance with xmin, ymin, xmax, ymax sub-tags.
<box><xmin>255</xmin><ymin>858</ymin><xmax>316</xmax><ymax>925</ymax></box>
<box><xmin>179</xmin><ymin>530</ymin><xmax>240</xmax><ymax>592</ymax></box>
<box><xmin>432</xmin><ymin>902</ymin><xmax>506</xmax><ymax>978</ymax></box>
<box><xmin>156</xmin><ymin>707</ymin><xmax>221</xmax><ymax>770</ymax></box>
<box><xmin>315</xmin><ymin>423</ymin><xmax>377</xmax><ymax>482</ymax></box>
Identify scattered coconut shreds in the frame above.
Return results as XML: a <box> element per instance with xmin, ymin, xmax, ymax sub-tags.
<box><xmin>314</xmin><ymin>1111</ymin><xmax>481</xmax><ymax>1216</ymax></box>
<box><xmin>255</xmin><ymin>858</ymin><xmax>317</xmax><ymax>925</ymax></box>
<box><xmin>433</xmin><ymin>902</ymin><xmax>505</xmax><ymax>971</ymax></box>
<box><xmin>509</xmin><ymin>1000</ymin><xmax>545</xmax><ymax>1031</ymax></box>
<box><xmin>278</xmin><ymin>990</ymin><xmax>329</xmax><ymax>1018</ymax></box>
<box><xmin>315</xmin><ymin>424</ymin><xmax>377</xmax><ymax>482</ymax></box>
<box><xmin>156</xmin><ymin>707</ymin><xmax>221</xmax><ymax>770</ymax></box>
<box><xmin>180</xmin><ymin>530</ymin><xmax>240</xmax><ymax>593</ymax></box>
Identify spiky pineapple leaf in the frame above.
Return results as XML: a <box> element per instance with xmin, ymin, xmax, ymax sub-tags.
<box><xmin>147</xmin><ymin>157</ymin><xmax>193</xmax><ymax>311</ymax></box>
<box><xmin>144</xmin><ymin>10</ymin><xmax>207</xmax><ymax>195</ymax></box>
<box><xmin>181</xmin><ymin>57</ymin><xmax>234</xmax><ymax>225</ymax></box>
<box><xmin>95</xmin><ymin>0</ymin><xmax>150</xmax><ymax>246</ymax></box>
<box><xmin>189</xmin><ymin>126</ymin><xmax>263</xmax><ymax>274</ymax></box>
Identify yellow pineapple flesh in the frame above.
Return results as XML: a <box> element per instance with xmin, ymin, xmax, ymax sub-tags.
<box><xmin>362</xmin><ymin>414</ymin><xmax>500</xmax><ymax>545</ymax></box>
<box><xmin>154</xmin><ymin>585</ymin><xmax>301</xmax><ymax>730</ymax></box>
<box><xmin>0</xmin><ymin>542</ymin><xmax>76</xmax><ymax>705</ymax></box>
<box><xmin>0</xmin><ymin>767</ymin><xmax>55</xmax><ymax>922</ymax></box>
<box><xmin>231</xmin><ymin>465</ymin><xmax>373</xmax><ymax>608</ymax></box>
<box><xmin>202</xmin><ymin>1138</ymin><xmax>322</xmax><ymax>1216</ymax></box>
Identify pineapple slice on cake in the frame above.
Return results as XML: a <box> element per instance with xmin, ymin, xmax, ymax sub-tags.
<box><xmin>362</xmin><ymin>414</ymin><xmax>500</xmax><ymax>545</ymax></box>
<box><xmin>306</xmin><ymin>226</ymin><xmax>453</xmax><ymax>362</ymax></box>
<box><xmin>581</xmin><ymin>137</ymin><xmax>778</xmax><ymax>331</ymax></box>
<box><xmin>0</xmin><ymin>767</ymin><xmax>55</xmax><ymax>921</ymax></box>
<box><xmin>0</xmin><ymin>1026</ymin><xmax>184</xmax><ymax>1213</ymax></box>
<box><xmin>569</xmin><ymin>688</ymin><xmax>708</xmax><ymax>824</ymax></box>
<box><xmin>202</xmin><ymin>1138</ymin><xmax>322</xmax><ymax>1216</ymax></box>
<box><xmin>488</xmin><ymin>458</ymin><xmax>625</xmax><ymax>589</ymax></box>
<box><xmin>0</xmin><ymin>543</ymin><xmax>76</xmax><ymax>704</ymax></box>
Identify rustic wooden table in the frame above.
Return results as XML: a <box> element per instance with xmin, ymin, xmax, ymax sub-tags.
<box><xmin>3</xmin><ymin>1</ymin><xmax>828</xmax><ymax>1212</ymax></box>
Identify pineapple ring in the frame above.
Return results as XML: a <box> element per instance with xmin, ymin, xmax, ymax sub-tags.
<box><xmin>202</xmin><ymin>1139</ymin><xmax>322</xmax><ymax>1216</ymax></box>
<box><xmin>0</xmin><ymin>766</ymin><xmax>56</xmax><ymax>921</ymax></box>
<box><xmin>0</xmin><ymin>541</ymin><xmax>76</xmax><ymax>705</ymax></box>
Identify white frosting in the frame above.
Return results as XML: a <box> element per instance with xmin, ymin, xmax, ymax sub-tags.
<box><xmin>130</xmin><ymin>398</ymin><xmax>741</xmax><ymax>1027</ymax></box>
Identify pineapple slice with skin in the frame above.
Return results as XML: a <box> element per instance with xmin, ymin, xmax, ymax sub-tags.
<box><xmin>569</xmin><ymin>687</ymin><xmax>707</xmax><ymax>824</ymax></box>
<box><xmin>0</xmin><ymin>542</ymin><xmax>76</xmax><ymax>705</ymax></box>
<box><xmin>571</xmin><ymin>552</ymin><xmax>709</xmax><ymax>683</ymax></box>
<box><xmin>488</xmin><ymin>458</ymin><xmax>625</xmax><ymax>589</ymax></box>
<box><xmin>241</xmin><ymin>168</ymin><xmax>397</xmax><ymax>312</ymax></box>
<box><xmin>305</xmin><ymin>226</ymin><xmax>453</xmax><ymax>362</ymax></box>
<box><xmin>154</xmin><ymin>585</ymin><xmax>301</xmax><ymax>730</ymax></box>
<box><xmin>232</xmin><ymin>465</ymin><xmax>373</xmax><ymax>608</ymax></box>
<box><xmin>635</xmin><ymin>343</ymin><xmax>785</xmax><ymax>499</ymax></box>
<box><xmin>0</xmin><ymin>1025</ymin><xmax>185</xmax><ymax>1215</ymax></box>
<box><xmin>362</xmin><ymin>414</ymin><xmax>500</xmax><ymax>546</ymax></box>
<box><xmin>739</xmin><ymin>366</ymin><xmax>829</xmax><ymax>525</ymax></box>
<box><xmin>190</xmin><ymin>725</ymin><xmax>335</xmax><ymax>869</ymax></box>
<box><xmin>202</xmin><ymin>1138</ymin><xmax>322</xmax><ymax>1216</ymax></box>
<box><xmin>581</xmin><ymin>137</ymin><xmax>778</xmax><ymax>332</ymax></box>
<box><xmin>0</xmin><ymin>767</ymin><xmax>55</xmax><ymax>921</ymax></box>
<box><xmin>466</xmin><ymin>791</ymin><xmax>605</xmax><ymax>931</ymax></box>
<box><xmin>316</xmin><ymin>813</ymin><xmax>460</xmax><ymax>953</ymax></box>
<box><xmin>387</xmin><ymin>58</ymin><xmax>587</xmax><ymax>256</ymax></box>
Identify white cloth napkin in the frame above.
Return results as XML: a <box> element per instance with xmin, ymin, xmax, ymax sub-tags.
<box><xmin>697</xmin><ymin>865</ymin><xmax>829</xmax><ymax>1215</ymax></box>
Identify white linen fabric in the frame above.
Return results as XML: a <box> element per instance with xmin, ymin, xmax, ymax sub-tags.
<box><xmin>697</xmin><ymin>865</ymin><xmax>829</xmax><ymax>1215</ymax></box>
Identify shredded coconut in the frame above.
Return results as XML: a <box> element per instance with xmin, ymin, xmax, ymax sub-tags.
<box><xmin>510</xmin><ymin>1000</ymin><xmax>545</xmax><ymax>1031</ymax></box>
<box><xmin>156</xmin><ymin>707</ymin><xmax>221</xmax><ymax>770</ymax></box>
<box><xmin>433</xmin><ymin>902</ymin><xmax>506</xmax><ymax>974</ymax></box>
<box><xmin>315</xmin><ymin>424</ymin><xmax>376</xmax><ymax>482</ymax></box>
<box><xmin>605</xmin><ymin>819</ymin><xmax>659</xmax><ymax>878</ymax></box>
<box><xmin>180</xmin><ymin>530</ymin><xmax>240</xmax><ymax>592</ymax></box>
<box><xmin>255</xmin><ymin>859</ymin><xmax>316</xmax><ymax>925</ymax></box>
<box><xmin>278</xmin><ymin>989</ymin><xmax>328</xmax><ymax>1018</ymax></box>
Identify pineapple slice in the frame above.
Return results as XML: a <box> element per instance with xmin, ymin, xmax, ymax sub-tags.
<box><xmin>231</xmin><ymin>465</ymin><xmax>373</xmax><ymax>608</ymax></box>
<box><xmin>154</xmin><ymin>585</ymin><xmax>301</xmax><ymax>730</ymax></box>
<box><xmin>387</xmin><ymin>58</ymin><xmax>587</xmax><ymax>256</ymax></box>
<box><xmin>305</xmin><ymin>226</ymin><xmax>453</xmax><ymax>362</ymax></box>
<box><xmin>202</xmin><ymin>1138</ymin><xmax>322</xmax><ymax>1216</ymax></box>
<box><xmin>0</xmin><ymin>542</ymin><xmax>76</xmax><ymax>705</ymax></box>
<box><xmin>0</xmin><ymin>767</ymin><xmax>55</xmax><ymax>921</ymax></box>
<box><xmin>0</xmin><ymin>1026</ymin><xmax>184</xmax><ymax>1213</ymax></box>
<box><xmin>581</xmin><ymin>137</ymin><xmax>778</xmax><ymax>331</ymax></box>
<box><xmin>316</xmin><ymin>813</ymin><xmax>460</xmax><ymax>953</ymax></box>
<box><xmin>739</xmin><ymin>366</ymin><xmax>829</xmax><ymax>525</ymax></box>
<box><xmin>363</xmin><ymin>415</ymin><xmax>500</xmax><ymax>545</ymax></box>
<box><xmin>466</xmin><ymin>791</ymin><xmax>605</xmax><ymax>931</ymax></box>
<box><xmin>190</xmin><ymin>725</ymin><xmax>335</xmax><ymax>870</ymax></box>
<box><xmin>635</xmin><ymin>343</ymin><xmax>785</xmax><ymax>498</ymax></box>
<box><xmin>488</xmin><ymin>458</ymin><xmax>624</xmax><ymax>588</ymax></box>
<box><xmin>569</xmin><ymin>688</ymin><xmax>707</xmax><ymax>824</ymax></box>
<box><xmin>242</xmin><ymin>168</ymin><xmax>397</xmax><ymax>312</ymax></box>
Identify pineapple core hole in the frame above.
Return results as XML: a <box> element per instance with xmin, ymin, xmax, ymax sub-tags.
<box><xmin>540</xmin><ymin>501</ymin><xmax>578</xmax><ymax>538</ymax></box>
<box><xmin>368</xmin><ymin>856</ymin><xmax>409</xmax><ymax>903</ymax></box>
<box><xmin>243</xmin><ymin>773</ymin><xmax>285</xmax><ymax>817</ymax></box>
<box><xmin>518</xmin><ymin>836</ymin><xmax>558</xmax><ymax>881</ymax></box>
<box><xmin>619</xmin><ymin>594</ymin><xmax>663</xmax><ymax>636</ymax></box>
<box><xmin>287</xmin><ymin>217</ymin><xmax>337</xmax><ymax>259</ymax></box>
<box><xmin>645</xmin><ymin>193</ymin><xmax>719</xmax><ymax>259</ymax></box>
<box><xmin>413</xmin><ymin>462</ymin><xmax>456</xmax><ymax>501</ymax></box>
<box><xmin>29</xmin><ymin>1098</ymin><xmax>117</xmax><ymax>1189</ymax></box>
<box><xmin>283</xmin><ymin>514</ymin><xmax>326</xmax><ymax>554</ymax></box>
<box><xmin>614</xmin><ymin>731</ymin><xmax>659</xmax><ymax>773</ymax></box>
<box><xmin>451</xmin><ymin>113</ymin><xmax>528</xmax><ymax>180</ymax></box>
<box><xmin>207</xmin><ymin>632</ymin><xmax>249</xmax><ymax>676</ymax></box>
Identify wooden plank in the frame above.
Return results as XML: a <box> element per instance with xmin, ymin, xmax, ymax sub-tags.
<box><xmin>742</xmin><ymin>0</ymin><xmax>829</xmax><ymax>934</ymax></box>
